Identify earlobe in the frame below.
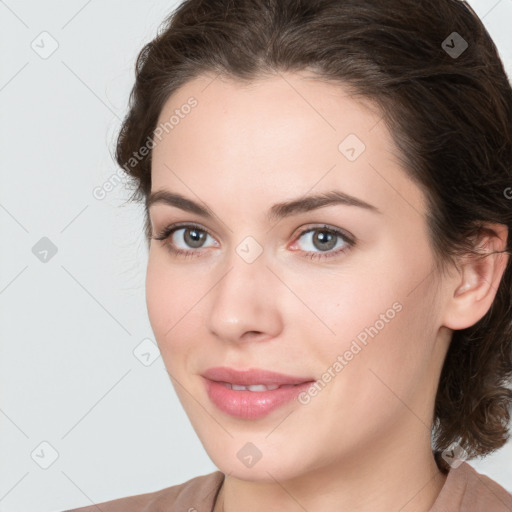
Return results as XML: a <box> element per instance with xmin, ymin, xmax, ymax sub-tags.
<box><xmin>442</xmin><ymin>223</ymin><xmax>509</xmax><ymax>331</ymax></box>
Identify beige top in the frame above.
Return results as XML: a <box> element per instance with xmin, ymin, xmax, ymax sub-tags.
<box><xmin>64</xmin><ymin>462</ymin><xmax>512</xmax><ymax>511</ymax></box>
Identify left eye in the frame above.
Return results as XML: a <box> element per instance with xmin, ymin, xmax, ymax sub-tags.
<box><xmin>289</xmin><ymin>225</ymin><xmax>355</xmax><ymax>260</ymax></box>
<box><xmin>293</xmin><ymin>227</ymin><xmax>350</xmax><ymax>253</ymax></box>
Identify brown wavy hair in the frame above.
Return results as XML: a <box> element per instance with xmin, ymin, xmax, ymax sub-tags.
<box><xmin>114</xmin><ymin>0</ymin><xmax>512</xmax><ymax>472</ymax></box>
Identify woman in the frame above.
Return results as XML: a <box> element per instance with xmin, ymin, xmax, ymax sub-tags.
<box><xmin>66</xmin><ymin>0</ymin><xmax>512</xmax><ymax>510</ymax></box>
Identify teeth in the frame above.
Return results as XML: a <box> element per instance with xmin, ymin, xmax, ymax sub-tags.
<box><xmin>227</xmin><ymin>383</ymin><xmax>280</xmax><ymax>391</ymax></box>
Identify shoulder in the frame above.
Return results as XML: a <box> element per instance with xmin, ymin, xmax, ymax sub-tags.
<box><xmin>431</xmin><ymin>461</ymin><xmax>512</xmax><ymax>511</ymax></box>
<box><xmin>62</xmin><ymin>471</ymin><xmax>225</xmax><ymax>512</ymax></box>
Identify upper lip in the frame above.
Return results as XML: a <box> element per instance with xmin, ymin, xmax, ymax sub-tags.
<box><xmin>202</xmin><ymin>366</ymin><xmax>315</xmax><ymax>386</ymax></box>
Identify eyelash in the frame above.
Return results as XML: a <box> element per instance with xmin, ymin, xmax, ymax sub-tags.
<box><xmin>152</xmin><ymin>222</ymin><xmax>356</xmax><ymax>261</ymax></box>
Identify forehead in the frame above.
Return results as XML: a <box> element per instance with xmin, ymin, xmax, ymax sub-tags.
<box><xmin>150</xmin><ymin>72</ymin><xmax>427</xmax><ymax>221</ymax></box>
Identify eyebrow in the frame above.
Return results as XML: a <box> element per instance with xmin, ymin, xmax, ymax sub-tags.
<box><xmin>146</xmin><ymin>189</ymin><xmax>381</xmax><ymax>222</ymax></box>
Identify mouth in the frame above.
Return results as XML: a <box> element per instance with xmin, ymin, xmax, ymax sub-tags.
<box><xmin>201</xmin><ymin>366</ymin><xmax>316</xmax><ymax>419</ymax></box>
<box><xmin>201</xmin><ymin>366</ymin><xmax>315</xmax><ymax>386</ymax></box>
<box><xmin>215</xmin><ymin>382</ymin><xmax>302</xmax><ymax>391</ymax></box>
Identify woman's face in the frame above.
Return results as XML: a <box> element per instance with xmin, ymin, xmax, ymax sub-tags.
<box><xmin>146</xmin><ymin>72</ymin><xmax>452</xmax><ymax>481</ymax></box>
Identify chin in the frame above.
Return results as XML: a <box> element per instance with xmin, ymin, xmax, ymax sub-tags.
<box><xmin>200</xmin><ymin>435</ymin><xmax>314</xmax><ymax>482</ymax></box>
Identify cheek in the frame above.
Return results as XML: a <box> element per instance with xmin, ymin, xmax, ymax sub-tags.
<box><xmin>324</xmin><ymin>277</ymin><xmax>438</xmax><ymax>420</ymax></box>
<box><xmin>296</xmin><ymin>266</ymin><xmax>397</xmax><ymax>349</ymax></box>
<box><xmin>145</xmin><ymin>252</ymin><xmax>199</xmax><ymax>352</ymax></box>
<box><xmin>145</xmin><ymin>254</ymin><xmax>170</xmax><ymax>336</ymax></box>
<box><xmin>309</xmin><ymin>249</ymin><xmax>438</xmax><ymax>395</ymax></box>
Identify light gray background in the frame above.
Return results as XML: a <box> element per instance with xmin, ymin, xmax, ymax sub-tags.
<box><xmin>1</xmin><ymin>1</ymin><xmax>511</xmax><ymax>511</ymax></box>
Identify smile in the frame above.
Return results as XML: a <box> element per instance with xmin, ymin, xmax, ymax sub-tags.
<box><xmin>201</xmin><ymin>367</ymin><xmax>316</xmax><ymax>419</ymax></box>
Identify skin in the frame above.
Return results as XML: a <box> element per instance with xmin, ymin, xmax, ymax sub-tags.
<box><xmin>145</xmin><ymin>71</ymin><xmax>509</xmax><ymax>512</ymax></box>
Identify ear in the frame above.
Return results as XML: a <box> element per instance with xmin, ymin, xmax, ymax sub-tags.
<box><xmin>441</xmin><ymin>223</ymin><xmax>509</xmax><ymax>331</ymax></box>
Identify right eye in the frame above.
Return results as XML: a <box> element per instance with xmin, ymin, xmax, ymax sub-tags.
<box><xmin>152</xmin><ymin>223</ymin><xmax>219</xmax><ymax>258</ymax></box>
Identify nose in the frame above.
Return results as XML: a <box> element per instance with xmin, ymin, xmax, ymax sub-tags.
<box><xmin>205</xmin><ymin>249</ymin><xmax>284</xmax><ymax>345</ymax></box>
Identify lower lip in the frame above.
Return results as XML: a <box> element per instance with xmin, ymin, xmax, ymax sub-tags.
<box><xmin>203</xmin><ymin>378</ymin><xmax>314</xmax><ymax>419</ymax></box>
